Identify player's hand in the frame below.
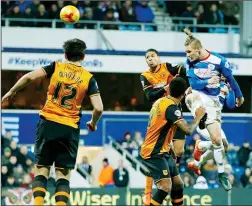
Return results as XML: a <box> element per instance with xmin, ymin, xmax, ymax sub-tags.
<box><xmin>208</xmin><ymin>76</ymin><xmax>220</xmax><ymax>84</ymax></box>
<box><xmin>236</xmin><ymin>97</ymin><xmax>244</xmax><ymax>107</ymax></box>
<box><xmin>185</xmin><ymin>87</ymin><xmax>192</xmax><ymax>96</ymax></box>
<box><xmin>195</xmin><ymin>107</ymin><xmax>206</xmax><ymax>119</ymax></box>
<box><xmin>86</xmin><ymin>121</ymin><xmax>97</xmax><ymax>132</ymax></box>
<box><xmin>1</xmin><ymin>90</ymin><xmax>16</xmax><ymax>103</ymax></box>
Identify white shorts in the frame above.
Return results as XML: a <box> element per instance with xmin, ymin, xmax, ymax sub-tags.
<box><xmin>186</xmin><ymin>90</ymin><xmax>222</xmax><ymax>125</ymax></box>
<box><xmin>196</xmin><ymin>127</ymin><xmax>227</xmax><ymax>141</ymax></box>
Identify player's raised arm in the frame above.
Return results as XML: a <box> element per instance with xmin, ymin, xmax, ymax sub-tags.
<box><xmin>220</xmin><ymin>58</ymin><xmax>244</xmax><ymax>107</ymax></box>
<box><xmin>86</xmin><ymin>77</ymin><xmax>103</xmax><ymax>132</ymax></box>
<box><xmin>225</xmin><ymin>85</ymin><xmax>236</xmax><ymax>109</ymax></box>
<box><xmin>140</xmin><ymin>75</ymin><xmax>167</xmax><ymax>102</ymax></box>
<box><xmin>1</xmin><ymin>68</ymin><xmax>48</xmax><ymax>102</ymax></box>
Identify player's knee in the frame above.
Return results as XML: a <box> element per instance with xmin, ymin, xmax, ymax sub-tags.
<box><xmin>55</xmin><ymin>168</ymin><xmax>71</xmax><ymax>181</ymax></box>
<box><xmin>175</xmin><ymin>148</ymin><xmax>185</xmax><ymax>157</ymax></box>
<box><xmin>158</xmin><ymin>179</ymin><xmax>172</xmax><ymax>193</ymax></box>
<box><xmin>174</xmin><ymin>180</ymin><xmax>184</xmax><ymax>191</ymax></box>
<box><xmin>211</xmin><ymin>136</ymin><xmax>222</xmax><ymax>145</ymax></box>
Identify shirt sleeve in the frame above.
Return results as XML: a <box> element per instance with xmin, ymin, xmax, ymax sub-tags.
<box><xmin>166</xmin><ymin>63</ymin><xmax>184</xmax><ymax>76</ymax></box>
<box><xmin>140</xmin><ymin>75</ymin><xmax>166</xmax><ymax>102</ymax></box>
<box><xmin>220</xmin><ymin>58</ymin><xmax>233</xmax><ymax>77</ymax></box>
<box><xmin>87</xmin><ymin>77</ymin><xmax>100</xmax><ymax>97</ymax></box>
<box><xmin>42</xmin><ymin>61</ymin><xmax>55</xmax><ymax>78</ymax></box>
<box><xmin>165</xmin><ymin>104</ymin><xmax>183</xmax><ymax>124</ymax></box>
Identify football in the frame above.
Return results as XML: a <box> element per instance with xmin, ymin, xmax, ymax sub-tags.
<box><xmin>60</xmin><ymin>5</ymin><xmax>80</xmax><ymax>24</ymax></box>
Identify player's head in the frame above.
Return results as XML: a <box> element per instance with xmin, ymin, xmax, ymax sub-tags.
<box><xmin>145</xmin><ymin>48</ymin><xmax>160</xmax><ymax>69</ymax></box>
<box><xmin>103</xmin><ymin>158</ymin><xmax>109</xmax><ymax>166</ymax></box>
<box><xmin>63</xmin><ymin>38</ymin><xmax>87</xmax><ymax>62</ymax></box>
<box><xmin>169</xmin><ymin>77</ymin><xmax>187</xmax><ymax>100</ymax></box>
<box><xmin>183</xmin><ymin>28</ymin><xmax>202</xmax><ymax>62</ymax></box>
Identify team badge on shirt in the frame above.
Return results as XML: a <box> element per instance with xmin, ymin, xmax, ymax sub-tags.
<box><xmin>174</xmin><ymin>110</ymin><xmax>181</xmax><ymax>117</ymax></box>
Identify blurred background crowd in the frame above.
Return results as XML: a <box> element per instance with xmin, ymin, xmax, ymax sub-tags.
<box><xmin>2</xmin><ymin>129</ymin><xmax>252</xmax><ymax>189</ymax></box>
<box><xmin>2</xmin><ymin>0</ymin><xmax>240</xmax><ymax>32</ymax></box>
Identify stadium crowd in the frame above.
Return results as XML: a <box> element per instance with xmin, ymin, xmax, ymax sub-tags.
<box><xmin>1</xmin><ymin>131</ymin><xmax>35</xmax><ymax>188</ymax></box>
<box><xmin>118</xmin><ymin>131</ymin><xmax>252</xmax><ymax>189</ymax></box>
<box><xmin>2</xmin><ymin>0</ymin><xmax>240</xmax><ymax>31</ymax></box>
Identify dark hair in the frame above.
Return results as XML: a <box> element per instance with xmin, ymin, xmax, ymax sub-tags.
<box><xmin>145</xmin><ymin>48</ymin><xmax>159</xmax><ymax>56</ymax></box>
<box><xmin>103</xmin><ymin>158</ymin><xmax>108</xmax><ymax>163</ymax></box>
<box><xmin>169</xmin><ymin>77</ymin><xmax>187</xmax><ymax>98</ymax></box>
<box><xmin>63</xmin><ymin>38</ymin><xmax>87</xmax><ymax>62</ymax></box>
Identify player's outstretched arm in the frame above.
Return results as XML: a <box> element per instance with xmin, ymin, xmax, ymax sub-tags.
<box><xmin>225</xmin><ymin>88</ymin><xmax>235</xmax><ymax>109</ymax></box>
<box><xmin>220</xmin><ymin>59</ymin><xmax>244</xmax><ymax>107</ymax></box>
<box><xmin>2</xmin><ymin>69</ymin><xmax>46</xmax><ymax>102</ymax></box>
<box><xmin>175</xmin><ymin>107</ymin><xmax>206</xmax><ymax>135</ymax></box>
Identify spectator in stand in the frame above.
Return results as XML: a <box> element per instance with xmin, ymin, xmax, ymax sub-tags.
<box><xmin>23</xmin><ymin>7</ymin><xmax>35</xmax><ymax>27</ymax></box>
<box><xmin>1</xmin><ymin>166</ymin><xmax>9</xmax><ymax>187</ymax></box>
<box><xmin>36</xmin><ymin>4</ymin><xmax>50</xmax><ymax>27</ymax></box>
<box><xmin>10</xmin><ymin>140</ymin><xmax>19</xmax><ymax>157</ymax></box>
<box><xmin>246</xmin><ymin>152</ymin><xmax>252</xmax><ymax>168</ymax></box>
<box><xmin>181</xmin><ymin>2</ymin><xmax>195</xmax><ymax>18</ymax></box>
<box><xmin>238</xmin><ymin>141</ymin><xmax>252</xmax><ymax>167</ymax></box>
<box><xmin>2</xmin><ymin>131</ymin><xmax>13</xmax><ymax>150</ymax></box>
<box><xmin>30</xmin><ymin>0</ymin><xmax>40</xmax><ymax>16</ymax></box>
<box><xmin>193</xmin><ymin>176</ymin><xmax>208</xmax><ymax>189</ymax></box>
<box><xmin>245</xmin><ymin>176</ymin><xmax>252</xmax><ymax>188</ymax></box>
<box><xmin>208</xmin><ymin>175</ymin><xmax>220</xmax><ymax>189</ymax></box>
<box><xmin>49</xmin><ymin>3</ymin><xmax>59</xmax><ymax>19</ymax></box>
<box><xmin>2</xmin><ymin>147</ymin><xmax>12</xmax><ymax>165</ymax></box>
<box><xmin>220</xmin><ymin>1</ymin><xmax>239</xmax><ymax>25</ymax></box>
<box><xmin>228</xmin><ymin>173</ymin><xmax>242</xmax><ymax>188</ymax></box>
<box><xmin>78</xmin><ymin>156</ymin><xmax>92</xmax><ymax>175</ymax></box>
<box><xmin>120</xmin><ymin>0</ymin><xmax>136</xmax><ymax>22</ymax></box>
<box><xmin>134</xmin><ymin>131</ymin><xmax>143</xmax><ymax>147</ymax></box>
<box><xmin>121</xmin><ymin>132</ymin><xmax>134</xmax><ymax>153</ymax></box>
<box><xmin>8</xmin><ymin>6</ymin><xmax>24</xmax><ymax>27</ymax></box>
<box><xmin>15</xmin><ymin>0</ymin><xmax>31</xmax><ymax>13</ymax></box>
<box><xmin>93</xmin><ymin>1</ymin><xmax>107</xmax><ymax>21</ymax></box>
<box><xmin>135</xmin><ymin>0</ymin><xmax>154</xmax><ymax>23</ymax></box>
<box><xmin>226</xmin><ymin>143</ymin><xmax>239</xmax><ymax>166</ymax></box>
<box><xmin>98</xmin><ymin>158</ymin><xmax>114</xmax><ymax>188</ymax></box>
<box><xmin>5</xmin><ymin>175</ymin><xmax>18</xmax><ymax>188</ymax></box>
<box><xmin>113</xmin><ymin>159</ymin><xmax>129</xmax><ymax>188</ymax></box>
<box><xmin>1</xmin><ymin>0</ymin><xmax>15</xmax><ymax>18</ymax></box>
<box><xmin>21</xmin><ymin>174</ymin><xmax>32</xmax><ymax>188</ymax></box>
<box><xmin>204</xmin><ymin>4</ymin><xmax>224</xmax><ymax>25</ymax></box>
<box><xmin>182</xmin><ymin>172</ymin><xmax>194</xmax><ymax>188</ymax></box>
<box><xmin>202</xmin><ymin>159</ymin><xmax>218</xmax><ymax>180</ymax></box>
<box><xmin>57</xmin><ymin>0</ymin><xmax>65</xmax><ymax>11</ymax></box>
<box><xmin>103</xmin><ymin>9</ymin><xmax>118</xmax><ymax>30</ymax></box>
<box><xmin>7</xmin><ymin>156</ymin><xmax>18</xmax><ymax>175</ymax></box>
<box><xmin>240</xmin><ymin>168</ymin><xmax>251</xmax><ymax>187</ymax></box>
<box><xmin>13</xmin><ymin>164</ymin><xmax>25</xmax><ymax>186</ymax></box>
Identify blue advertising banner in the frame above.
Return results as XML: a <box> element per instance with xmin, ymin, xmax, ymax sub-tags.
<box><xmin>2</xmin><ymin>110</ymin><xmax>252</xmax><ymax>146</ymax></box>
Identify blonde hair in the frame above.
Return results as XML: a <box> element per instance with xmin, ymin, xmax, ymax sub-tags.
<box><xmin>183</xmin><ymin>28</ymin><xmax>202</xmax><ymax>48</ymax></box>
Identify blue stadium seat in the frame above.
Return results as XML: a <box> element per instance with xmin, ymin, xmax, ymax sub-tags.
<box><xmin>233</xmin><ymin>166</ymin><xmax>245</xmax><ymax>179</ymax></box>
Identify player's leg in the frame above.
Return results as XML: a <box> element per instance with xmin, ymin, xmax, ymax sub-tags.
<box><xmin>142</xmin><ymin>156</ymin><xmax>172</xmax><ymax>206</ymax></box>
<box><xmin>54</xmin><ymin>126</ymin><xmax>79</xmax><ymax>206</ymax></box>
<box><xmin>143</xmin><ymin>176</ymin><xmax>153</xmax><ymax>206</ymax></box>
<box><xmin>168</xmin><ymin>156</ymin><xmax>184</xmax><ymax>206</ymax></box>
<box><xmin>207</xmin><ymin>122</ymin><xmax>232</xmax><ymax>191</ymax></box>
<box><xmin>32</xmin><ymin>118</ymin><xmax>55</xmax><ymax>205</ymax></box>
<box><xmin>54</xmin><ymin>168</ymin><xmax>71</xmax><ymax>206</ymax></box>
<box><xmin>32</xmin><ymin>165</ymin><xmax>50</xmax><ymax>206</ymax></box>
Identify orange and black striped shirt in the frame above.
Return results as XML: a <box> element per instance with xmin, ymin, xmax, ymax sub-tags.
<box><xmin>140</xmin><ymin>62</ymin><xmax>185</xmax><ymax>102</ymax></box>
<box><xmin>40</xmin><ymin>61</ymin><xmax>99</xmax><ymax>129</ymax></box>
<box><xmin>140</xmin><ymin>97</ymin><xmax>183</xmax><ymax>159</ymax></box>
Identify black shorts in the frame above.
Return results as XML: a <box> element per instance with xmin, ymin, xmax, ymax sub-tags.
<box><xmin>34</xmin><ymin>117</ymin><xmax>80</xmax><ymax>169</ymax></box>
<box><xmin>141</xmin><ymin>154</ymin><xmax>179</xmax><ymax>184</ymax></box>
<box><xmin>173</xmin><ymin>128</ymin><xmax>186</xmax><ymax>140</ymax></box>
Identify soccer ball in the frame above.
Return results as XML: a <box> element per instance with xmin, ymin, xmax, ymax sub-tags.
<box><xmin>60</xmin><ymin>5</ymin><xmax>80</xmax><ymax>24</ymax></box>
